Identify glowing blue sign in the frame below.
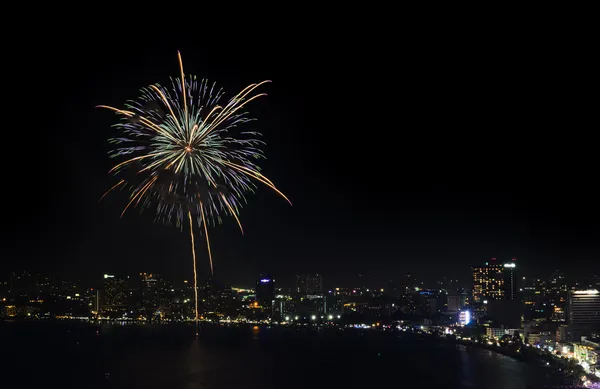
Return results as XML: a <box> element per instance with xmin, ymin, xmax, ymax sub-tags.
<box><xmin>260</xmin><ymin>279</ymin><xmax>271</xmax><ymax>283</ymax></box>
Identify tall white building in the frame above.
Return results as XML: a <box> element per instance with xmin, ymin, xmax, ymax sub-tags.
<box><xmin>568</xmin><ymin>289</ymin><xmax>600</xmax><ymax>326</ymax></box>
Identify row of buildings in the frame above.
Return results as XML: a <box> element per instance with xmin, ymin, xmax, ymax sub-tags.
<box><xmin>1</xmin><ymin>263</ymin><xmax>598</xmax><ymax>343</ymax></box>
<box><xmin>0</xmin><ymin>270</ymin><xmax>448</xmax><ymax>322</ymax></box>
<box><xmin>464</xmin><ymin>258</ymin><xmax>600</xmax><ymax>344</ymax></box>
<box><xmin>0</xmin><ymin>271</ymin><xmax>332</xmax><ymax>322</ymax></box>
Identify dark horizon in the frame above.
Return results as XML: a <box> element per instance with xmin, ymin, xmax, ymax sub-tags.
<box><xmin>3</xmin><ymin>23</ymin><xmax>598</xmax><ymax>288</ymax></box>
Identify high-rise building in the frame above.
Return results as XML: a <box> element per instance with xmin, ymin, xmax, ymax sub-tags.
<box><xmin>256</xmin><ymin>274</ymin><xmax>275</xmax><ymax>310</ymax></box>
<box><xmin>503</xmin><ymin>260</ymin><xmax>517</xmax><ymax>300</ymax></box>
<box><xmin>140</xmin><ymin>273</ymin><xmax>160</xmax><ymax>313</ymax></box>
<box><xmin>546</xmin><ymin>270</ymin><xmax>569</xmax><ymax>322</ymax></box>
<box><xmin>472</xmin><ymin>259</ymin><xmax>504</xmax><ymax>302</ymax></box>
<box><xmin>472</xmin><ymin>258</ymin><xmax>518</xmax><ymax>302</ymax></box>
<box><xmin>296</xmin><ymin>274</ymin><xmax>323</xmax><ymax>295</ymax></box>
<box><xmin>101</xmin><ymin>274</ymin><xmax>129</xmax><ymax>313</ymax></box>
<box><xmin>568</xmin><ymin>289</ymin><xmax>600</xmax><ymax>327</ymax></box>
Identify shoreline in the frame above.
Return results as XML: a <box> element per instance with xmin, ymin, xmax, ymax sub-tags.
<box><xmin>407</xmin><ymin>331</ymin><xmax>585</xmax><ymax>386</ymax></box>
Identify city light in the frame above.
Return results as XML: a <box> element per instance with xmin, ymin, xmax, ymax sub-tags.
<box><xmin>6</xmin><ymin>261</ymin><xmax>598</xmax><ymax>385</ymax></box>
<box><xmin>503</xmin><ymin>263</ymin><xmax>516</xmax><ymax>268</ymax></box>
<box><xmin>573</xmin><ymin>290</ymin><xmax>599</xmax><ymax>295</ymax></box>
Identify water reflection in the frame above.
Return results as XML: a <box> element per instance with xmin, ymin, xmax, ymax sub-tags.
<box><xmin>457</xmin><ymin>346</ymin><xmax>563</xmax><ymax>389</ymax></box>
<box><xmin>1</xmin><ymin>322</ymin><xmax>566</xmax><ymax>389</ymax></box>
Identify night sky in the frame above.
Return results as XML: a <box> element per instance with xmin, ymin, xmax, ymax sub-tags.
<box><xmin>3</xmin><ymin>23</ymin><xmax>598</xmax><ymax>287</ymax></box>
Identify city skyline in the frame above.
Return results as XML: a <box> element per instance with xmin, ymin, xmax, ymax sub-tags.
<box><xmin>3</xmin><ymin>264</ymin><xmax>598</xmax><ymax>325</ymax></box>
<box><xmin>2</xmin><ymin>260</ymin><xmax>598</xmax><ymax>292</ymax></box>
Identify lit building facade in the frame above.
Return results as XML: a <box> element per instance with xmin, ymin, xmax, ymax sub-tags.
<box><xmin>503</xmin><ymin>260</ymin><xmax>517</xmax><ymax>300</ymax></box>
<box><xmin>101</xmin><ymin>274</ymin><xmax>129</xmax><ymax>316</ymax></box>
<box><xmin>472</xmin><ymin>259</ymin><xmax>504</xmax><ymax>302</ymax></box>
<box><xmin>3</xmin><ymin>305</ymin><xmax>17</xmax><ymax>317</ymax></box>
<box><xmin>102</xmin><ymin>274</ymin><xmax>128</xmax><ymax>306</ymax></box>
<box><xmin>548</xmin><ymin>271</ymin><xmax>569</xmax><ymax>322</ymax></box>
<box><xmin>568</xmin><ymin>290</ymin><xmax>600</xmax><ymax>326</ymax></box>
<box><xmin>458</xmin><ymin>310</ymin><xmax>471</xmax><ymax>326</ymax></box>
<box><xmin>472</xmin><ymin>258</ymin><xmax>517</xmax><ymax>302</ymax></box>
<box><xmin>486</xmin><ymin>327</ymin><xmax>508</xmax><ymax>339</ymax></box>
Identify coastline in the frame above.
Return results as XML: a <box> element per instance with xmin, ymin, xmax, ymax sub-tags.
<box><xmin>405</xmin><ymin>330</ymin><xmax>585</xmax><ymax>386</ymax></box>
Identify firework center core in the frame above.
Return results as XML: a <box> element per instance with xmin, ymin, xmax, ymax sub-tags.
<box><xmin>185</xmin><ymin>146</ymin><xmax>192</xmax><ymax>153</ymax></box>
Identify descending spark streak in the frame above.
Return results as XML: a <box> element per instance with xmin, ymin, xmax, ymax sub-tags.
<box><xmin>221</xmin><ymin>194</ymin><xmax>244</xmax><ymax>235</ymax></box>
<box><xmin>188</xmin><ymin>211</ymin><xmax>199</xmax><ymax>336</ymax></box>
<box><xmin>200</xmin><ymin>202</ymin><xmax>214</xmax><ymax>275</ymax></box>
<box><xmin>219</xmin><ymin>159</ymin><xmax>275</xmax><ymax>186</ymax></box>
<box><xmin>135</xmin><ymin>176</ymin><xmax>158</xmax><ymax>207</ymax></box>
<box><xmin>220</xmin><ymin>160</ymin><xmax>292</xmax><ymax>205</ymax></box>
<box><xmin>99</xmin><ymin>179</ymin><xmax>124</xmax><ymax>202</ymax></box>
<box><xmin>121</xmin><ymin>177</ymin><xmax>157</xmax><ymax>217</ymax></box>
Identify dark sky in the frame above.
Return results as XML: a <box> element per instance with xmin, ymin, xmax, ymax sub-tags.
<box><xmin>3</xmin><ymin>21</ymin><xmax>598</xmax><ymax>288</ymax></box>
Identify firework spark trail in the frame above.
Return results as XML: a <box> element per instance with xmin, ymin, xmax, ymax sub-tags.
<box><xmin>221</xmin><ymin>194</ymin><xmax>243</xmax><ymax>235</ymax></box>
<box><xmin>200</xmin><ymin>202</ymin><xmax>214</xmax><ymax>275</ymax></box>
<box><xmin>188</xmin><ymin>211</ymin><xmax>199</xmax><ymax>336</ymax></box>
<box><xmin>99</xmin><ymin>179</ymin><xmax>124</xmax><ymax>202</ymax></box>
<box><xmin>99</xmin><ymin>51</ymin><xmax>291</xmax><ymax>330</ymax></box>
<box><xmin>177</xmin><ymin>51</ymin><xmax>188</xmax><ymax>130</ymax></box>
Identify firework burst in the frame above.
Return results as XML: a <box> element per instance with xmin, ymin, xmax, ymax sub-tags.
<box><xmin>98</xmin><ymin>51</ymin><xmax>290</xmax><ymax>329</ymax></box>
